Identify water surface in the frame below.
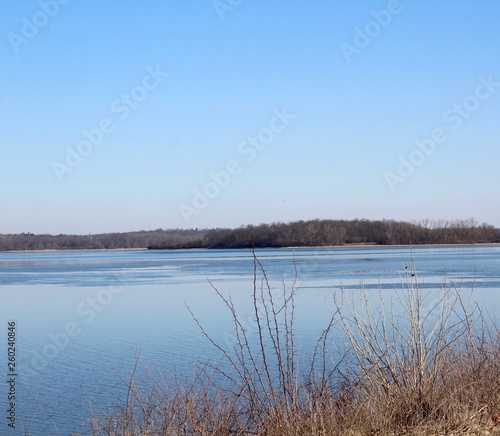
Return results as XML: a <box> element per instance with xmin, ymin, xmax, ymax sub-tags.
<box><xmin>0</xmin><ymin>245</ymin><xmax>499</xmax><ymax>435</ymax></box>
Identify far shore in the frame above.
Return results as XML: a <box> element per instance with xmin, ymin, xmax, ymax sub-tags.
<box><xmin>2</xmin><ymin>247</ymin><xmax>150</xmax><ymax>253</ymax></box>
<box><xmin>2</xmin><ymin>242</ymin><xmax>500</xmax><ymax>253</ymax></box>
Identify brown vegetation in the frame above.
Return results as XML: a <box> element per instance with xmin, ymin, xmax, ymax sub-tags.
<box><xmin>197</xmin><ymin>217</ymin><xmax>500</xmax><ymax>249</ymax></box>
<box><xmin>0</xmin><ymin>229</ymin><xmax>207</xmax><ymax>251</ymax></box>
<box><xmin>88</xmin><ymin>254</ymin><xmax>500</xmax><ymax>435</ymax></box>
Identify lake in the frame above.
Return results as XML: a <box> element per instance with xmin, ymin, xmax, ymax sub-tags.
<box><xmin>1</xmin><ymin>245</ymin><xmax>499</xmax><ymax>435</ymax></box>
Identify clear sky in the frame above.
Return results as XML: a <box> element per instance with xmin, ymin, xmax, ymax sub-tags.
<box><xmin>1</xmin><ymin>0</ymin><xmax>499</xmax><ymax>234</ymax></box>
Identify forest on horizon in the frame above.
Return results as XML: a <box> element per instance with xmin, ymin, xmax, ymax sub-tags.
<box><xmin>1</xmin><ymin>218</ymin><xmax>499</xmax><ymax>251</ymax></box>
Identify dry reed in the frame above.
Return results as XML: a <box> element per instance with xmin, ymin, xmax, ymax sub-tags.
<box><xmin>89</xmin><ymin>251</ymin><xmax>500</xmax><ymax>436</ymax></box>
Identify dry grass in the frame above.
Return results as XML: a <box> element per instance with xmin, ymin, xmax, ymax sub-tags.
<box><xmin>89</xmin><ymin>252</ymin><xmax>500</xmax><ymax>436</ymax></box>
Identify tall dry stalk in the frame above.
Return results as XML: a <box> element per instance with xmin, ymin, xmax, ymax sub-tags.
<box><xmin>186</xmin><ymin>250</ymin><xmax>340</xmax><ymax>433</ymax></box>
<box><xmin>330</xmin><ymin>253</ymin><xmax>496</xmax><ymax>433</ymax></box>
<box><xmin>88</xmin><ymin>249</ymin><xmax>500</xmax><ymax>436</ymax></box>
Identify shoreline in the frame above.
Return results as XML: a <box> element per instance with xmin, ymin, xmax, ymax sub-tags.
<box><xmin>2</xmin><ymin>242</ymin><xmax>500</xmax><ymax>253</ymax></box>
<box><xmin>1</xmin><ymin>247</ymin><xmax>149</xmax><ymax>253</ymax></box>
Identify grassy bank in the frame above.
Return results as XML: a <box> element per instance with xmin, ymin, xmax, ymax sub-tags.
<box><xmin>89</xmin><ymin>254</ymin><xmax>500</xmax><ymax>435</ymax></box>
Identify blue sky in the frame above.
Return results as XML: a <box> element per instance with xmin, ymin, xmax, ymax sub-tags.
<box><xmin>1</xmin><ymin>0</ymin><xmax>499</xmax><ymax>234</ymax></box>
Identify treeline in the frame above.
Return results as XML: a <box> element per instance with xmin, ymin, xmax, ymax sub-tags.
<box><xmin>0</xmin><ymin>229</ymin><xmax>207</xmax><ymax>251</ymax></box>
<box><xmin>2</xmin><ymin>219</ymin><xmax>499</xmax><ymax>251</ymax></box>
<box><xmin>150</xmin><ymin>218</ymin><xmax>500</xmax><ymax>249</ymax></box>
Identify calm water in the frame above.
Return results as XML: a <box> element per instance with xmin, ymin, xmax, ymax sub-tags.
<box><xmin>0</xmin><ymin>245</ymin><xmax>499</xmax><ymax>435</ymax></box>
